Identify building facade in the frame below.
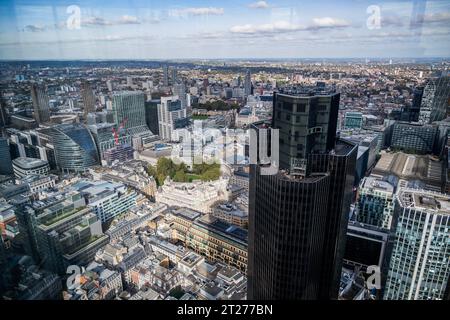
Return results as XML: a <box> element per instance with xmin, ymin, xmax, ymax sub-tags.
<box><xmin>248</xmin><ymin>86</ymin><xmax>357</xmax><ymax>300</ymax></box>
<box><xmin>384</xmin><ymin>188</ymin><xmax>450</xmax><ymax>300</ymax></box>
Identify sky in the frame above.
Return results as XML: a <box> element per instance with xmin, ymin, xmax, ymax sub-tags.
<box><xmin>0</xmin><ymin>0</ymin><xmax>449</xmax><ymax>60</ymax></box>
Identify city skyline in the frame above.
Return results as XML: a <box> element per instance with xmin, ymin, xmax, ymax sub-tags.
<box><xmin>1</xmin><ymin>0</ymin><xmax>450</xmax><ymax>60</ymax></box>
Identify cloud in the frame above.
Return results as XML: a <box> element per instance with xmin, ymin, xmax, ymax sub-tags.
<box><xmin>248</xmin><ymin>1</ymin><xmax>269</xmax><ymax>9</ymax></box>
<box><xmin>310</xmin><ymin>17</ymin><xmax>351</xmax><ymax>29</ymax></box>
<box><xmin>22</xmin><ymin>25</ymin><xmax>46</xmax><ymax>32</ymax></box>
<box><xmin>230</xmin><ymin>17</ymin><xmax>351</xmax><ymax>34</ymax></box>
<box><xmin>170</xmin><ymin>7</ymin><xmax>224</xmax><ymax>17</ymax></box>
<box><xmin>230</xmin><ymin>21</ymin><xmax>305</xmax><ymax>34</ymax></box>
<box><xmin>82</xmin><ymin>16</ymin><xmax>112</xmax><ymax>26</ymax></box>
<box><xmin>118</xmin><ymin>15</ymin><xmax>140</xmax><ymax>24</ymax></box>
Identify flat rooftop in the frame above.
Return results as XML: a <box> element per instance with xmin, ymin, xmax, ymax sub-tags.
<box><xmin>12</xmin><ymin>157</ymin><xmax>48</xmax><ymax>169</ymax></box>
<box><xmin>397</xmin><ymin>188</ymin><xmax>450</xmax><ymax>214</ymax></box>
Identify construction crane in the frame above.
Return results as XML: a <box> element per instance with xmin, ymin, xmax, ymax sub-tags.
<box><xmin>111</xmin><ymin>118</ymin><xmax>128</xmax><ymax>146</ymax></box>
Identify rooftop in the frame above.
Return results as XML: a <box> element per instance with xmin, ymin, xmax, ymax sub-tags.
<box><xmin>397</xmin><ymin>188</ymin><xmax>450</xmax><ymax>214</ymax></box>
<box><xmin>12</xmin><ymin>157</ymin><xmax>48</xmax><ymax>170</ymax></box>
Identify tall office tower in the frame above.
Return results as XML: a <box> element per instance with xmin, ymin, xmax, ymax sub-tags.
<box><xmin>111</xmin><ymin>91</ymin><xmax>146</xmax><ymax>130</ymax></box>
<box><xmin>384</xmin><ymin>188</ymin><xmax>450</xmax><ymax>300</ymax></box>
<box><xmin>248</xmin><ymin>86</ymin><xmax>357</xmax><ymax>300</ymax></box>
<box><xmin>356</xmin><ymin>176</ymin><xmax>395</xmax><ymax>230</ymax></box>
<box><xmin>30</xmin><ymin>83</ymin><xmax>50</xmax><ymax>124</ymax></box>
<box><xmin>163</xmin><ymin>64</ymin><xmax>169</xmax><ymax>87</ymax></box>
<box><xmin>0</xmin><ymin>92</ymin><xmax>8</xmax><ymax>129</ymax></box>
<box><xmin>419</xmin><ymin>76</ymin><xmax>450</xmax><ymax>124</ymax></box>
<box><xmin>173</xmin><ymin>81</ymin><xmax>187</xmax><ymax>108</ymax></box>
<box><xmin>50</xmin><ymin>123</ymin><xmax>99</xmax><ymax>172</ymax></box>
<box><xmin>172</xmin><ymin>68</ymin><xmax>177</xmax><ymax>85</ymax></box>
<box><xmin>145</xmin><ymin>99</ymin><xmax>160</xmax><ymax>135</ymax></box>
<box><xmin>409</xmin><ymin>86</ymin><xmax>424</xmax><ymax>122</ymax></box>
<box><xmin>15</xmin><ymin>192</ymin><xmax>108</xmax><ymax>275</ymax></box>
<box><xmin>81</xmin><ymin>81</ymin><xmax>96</xmax><ymax>117</ymax></box>
<box><xmin>157</xmin><ymin>96</ymin><xmax>188</xmax><ymax>141</ymax></box>
<box><xmin>244</xmin><ymin>69</ymin><xmax>252</xmax><ymax>97</ymax></box>
<box><xmin>0</xmin><ymin>137</ymin><xmax>13</xmax><ymax>175</ymax></box>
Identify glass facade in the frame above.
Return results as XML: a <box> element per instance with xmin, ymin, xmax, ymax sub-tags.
<box><xmin>50</xmin><ymin>123</ymin><xmax>99</xmax><ymax>172</ymax></box>
<box><xmin>384</xmin><ymin>189</ymin><xmax>450</xmax><ymax>300</ymax></box>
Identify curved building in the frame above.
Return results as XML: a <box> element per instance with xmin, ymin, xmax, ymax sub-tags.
<box><xmin>12</xmin><ymin>157</ymin><xmax>49</xmax><ymax>179</ymax></box>
<box><xmin>50</xmin><ymin>123</ymin><xmax>99</xmax><ymax>172</ymax></box>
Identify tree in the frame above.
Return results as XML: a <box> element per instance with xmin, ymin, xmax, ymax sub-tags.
<box><xmin>173</xmin><ymin>169</ymin><xmax>187</xmax><ymax>182</ymax></box>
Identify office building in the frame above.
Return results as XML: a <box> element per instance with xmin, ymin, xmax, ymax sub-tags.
<box><xmin>16</xmin><ymin>192</ymin><xmax>108</xmax><ymax>275</ymax></box>
<box><xmin>157</xmin><ymin>96</ymin><xmax>188</xmax><ymax>141</ymax></box>
<box><xmin>173</xmin><ymin>81</ymin><xmax>187</xmax><ymax>108</ymax></box>
<box><xmin>171</xmin><ymin>68</ymin><xmax>177</xmax><ymax>85</ymax></box>
<box><xmin>344</xmin><ymin>112</ymin><xmax>364</xmax><ymax>129</ymax></box>
<box><xmin>244</xmin><ymin>69</ymin><xmax>252</xmax><ymax>97</ymax></box>
<box><xmin>248</xmin><ymin>86</ymin><xmax>357</xmax><ymax>300</ymax></box>
<box><xmin>12</xmin><ymin>157</ymin><xmax>50</xmax><ymax>179</ymax></box>
<box><xmin>344</xmin><ymin>221</ymin><xmax>389</xmax><ymax>271</ymax></box>
<box><xmin>356</xmin><ymin>176</ymin><xmax>395</xmax><ymax>230</ymax></box>
<box><xmin>50</xmin><ymin>123</ymin><xmax>99</xmax><ymax>172</ymax></box>
<box><xmin>155</xmin><ymin>178</ymin><xmax>229</xmax><ymax>214</ymax></box>
<box><xmin>30</xmin><ymin>83</ymin><xmax>50</xmax><ymax>124</ymax></box>
<box><xmin>0</xmin><ymin>137</ymin><xmax>13</xmax><ymax>175</ymax></box>
<box><xmin>419</xmin><ymin>76</ymin><xmax>450</xmax><ymax>124</ymax></box>
<box><xmin>70</xmin><ymin>179</ymin><xmax>137</xmax><ymax>223</ymax></box>
<box><xmin>163</xmin><ymin>64</ymin><xmax>169</xmax><ymax>87</ymax></box>
<box><xmin>145</xmin><ymin>99</ymin><xmax>160</xmax><ymax>135</ymax></box>
<box><xmin>390</xmin><ymin>122</ymin><xmax>437</xmax><ymax>154</ymax></box>
<box><xmin>111</xmin><ymin>91</ymin><xmax>146</xmax><ymax>130</ymax></box>
<box><xmin>170</xmin><ymin>208</ymin><xmax>248</xmax><ymax>272</ymax></box>
<box><xmin>81</xmin><ymin>81</ymin><xmax>96</xmax><ymax>116</ymax></box>
<box><xmin>384</xmin><ymin>188</ymin><xmax>450</xmax><ymax>300</ymax></box>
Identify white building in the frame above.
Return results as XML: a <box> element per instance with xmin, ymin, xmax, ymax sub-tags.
<box><xmin>157</xmin><ymin>96</ymin><xmax>188</xmax><ymax>141</ymax></box>
<box><xmin>155</xmin><ymin>178</ymin><xmax>229</xmax><ymax>213</ymax></box>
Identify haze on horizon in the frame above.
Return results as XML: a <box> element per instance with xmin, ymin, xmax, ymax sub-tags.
<box><xmin>0</xmin><ymin>0</ymin><xmax>449</xmax><ymax>60</ymax></box>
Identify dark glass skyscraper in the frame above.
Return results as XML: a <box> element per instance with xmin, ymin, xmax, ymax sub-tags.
<box><xmin>248</xmin><ymin>85</ymin><xmax>357</xmax><ymax>300</ymax></box>
<box><xmin>30</xmin><ymin>83</ymin><xmax>50</xmax><ymax>124</ymax></box>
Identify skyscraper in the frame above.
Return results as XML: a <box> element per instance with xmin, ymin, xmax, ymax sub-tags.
<box><xmin>248</xmin><ymin>85</ymin><xmax>357</xmax><ymax>300</ymax></box>
<box><xmin>50</xmin><ymin>123</ymin><xmax>99</xmax><ymax>172</ymax></box>
<box><xmin>171</xmin><ymin>68</ymin><xmax>177</xmax><ymax>85</ymax></box>
<box><xmin>157</xmin><ymin>96</ymin><xmax>188</xmax><ymax>141</ymax></box>
<box><xmin>163</xmin><ymin>64</ymin><xmax>169</xmax><ymax>87</ymax></box>
<box><xmin>419</xmin><ymin>76</ymin><xmax>450</xmax><ymax>124</ymax></box>
<box><xmin>111</xmin><ymin>91</ymin><xmax>146</xmax><ymax>130</ymax></box>
<box><xmin>384</xmin><ymin>188</ymin><xmax>450</xmax><ymax>300</ymax></box>
<box><xmin>81</xmin><ymin>81</ymin><xmax>96</xmax><ymax>117</ymax></box>
<box><xmin>30</xmin><ymin>83</ymin><xmax>50</xmax><ymax>124</ymax></box>
<box><xmin>0</xmin><ymin>137</ymin><xmax>13</xmax><ymax>175</ymax></box>
<box><xmin>173</xmin><ymin>81</ymin><xmax>187</xmax><ymax>108</ymax></box>
<box><xmin>244</xmin><ymin>69</ymin><xmax>252</xmax><ymax>97</ymax></box>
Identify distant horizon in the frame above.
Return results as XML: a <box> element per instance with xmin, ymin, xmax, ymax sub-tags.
<box><xmin>1</xmin><ymin>57</ymin><xmax>450</xmax><ymax>62</ymax></box>
<box><xmin>1</xmin><ymin>0</ymin><xmax>449</xmax><ymax>60</ymax></box>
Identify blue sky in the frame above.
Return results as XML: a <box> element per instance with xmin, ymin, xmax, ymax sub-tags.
<box><xmin>0</xmin><ymin>0</ymin><xmax>449</xmax><ymax>59</ymax></box>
